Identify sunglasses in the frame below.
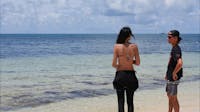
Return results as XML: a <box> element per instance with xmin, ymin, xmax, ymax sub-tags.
<box><xmin>168</xmin><ymin>35</ymin><xmax>173</xmax><ymax>39</ymax></box>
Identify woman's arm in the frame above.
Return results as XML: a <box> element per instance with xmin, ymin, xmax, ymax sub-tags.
<box><xmin>112</xmin><ymin>45</ymin><xmax>118</xmax><ymax>69</ymax></box>
<box><xmin>134</xmin><ymin>45</ymin><xmax>140</xmax><ymax>66</ymax></box>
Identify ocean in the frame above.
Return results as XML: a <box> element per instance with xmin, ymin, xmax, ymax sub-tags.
<box><xmin>0</xmin><ymin>34</ymin><xmax>200</xmax><ymax>111</ymax></box>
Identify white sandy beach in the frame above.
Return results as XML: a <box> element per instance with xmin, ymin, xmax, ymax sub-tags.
<box><xmin>7</xmin><ymin>81</ymin><xmax>199</xmax><ymax>112</ymax></box>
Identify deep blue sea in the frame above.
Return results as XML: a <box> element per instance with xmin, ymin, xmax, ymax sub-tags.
<box><xmin>0</xmin><ymin>34</ymin><xmax>199</xmax><ymax>111</ymax></box>
<box><xmin>1</xmin><ymin>34</ymin><xmax>199</xmax><ymax>58</ymax></box>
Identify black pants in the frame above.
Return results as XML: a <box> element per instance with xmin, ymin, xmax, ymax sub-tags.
<box><xmin>116</xmin><ymin>88</ymin><xmax>135</xmax><ymax>112</ymax></box>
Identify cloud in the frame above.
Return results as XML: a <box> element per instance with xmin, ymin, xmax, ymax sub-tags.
<box><xmin>0</xmin><ymin>0</ymin><xmax>199</xmax><ymax>33</ymax></box>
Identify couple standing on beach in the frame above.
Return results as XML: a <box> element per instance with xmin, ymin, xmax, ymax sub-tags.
<box><xmin>112</xmin><ymin>27</ymin><xmax>183</xmax><ymax>112</ymax></box>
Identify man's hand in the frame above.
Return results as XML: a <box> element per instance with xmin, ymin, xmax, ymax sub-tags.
<box><xmin>173</xmin><ymin>73</ymin><xmax>178</xmax><ymax>80</ymax></box>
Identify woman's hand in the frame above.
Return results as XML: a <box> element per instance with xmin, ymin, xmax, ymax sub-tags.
<box><xmin>113</xmin><ymin>64</ymin><xmax>119</xmax><ymax>69</ymax></box>
<box><xmin>165</xmin><ymin>75</ymin><xmax>167</xmax><ymax>80</ymax></box>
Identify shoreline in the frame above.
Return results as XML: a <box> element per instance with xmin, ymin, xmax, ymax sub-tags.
<box><xmin>5</xmin><ymin>81</ymin><xmax>199</xmax><ymax>112</ymax></box>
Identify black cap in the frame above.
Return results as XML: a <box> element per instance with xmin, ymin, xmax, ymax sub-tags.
<box><xmin>169</xmin><ymin>30</ymin><xmax>180</xmax><ymax>37</ymax></box>
<box><xmin>169</xmin><ymin>30</ymin><xmax>182</xmax><ymax>42</ymax></box>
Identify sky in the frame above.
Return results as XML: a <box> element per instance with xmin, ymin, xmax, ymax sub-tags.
<box><xmin>0</xmin><ymin>0</ymin><xmax>199</xmax><ymax>34</ymax></box>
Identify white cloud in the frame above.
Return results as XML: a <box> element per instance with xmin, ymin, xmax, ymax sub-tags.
<box><xmin>0</xmin><ymin>0</ymin><xmax>199</xmax><ymax>33</ymax></box>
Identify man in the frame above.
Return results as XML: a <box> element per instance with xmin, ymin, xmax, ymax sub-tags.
<box><xmin>165</xmin><ymin>30</ymin><xmax>183</xmax><ymax>112</ymax></box>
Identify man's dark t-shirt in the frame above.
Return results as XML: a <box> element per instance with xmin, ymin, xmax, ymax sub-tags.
<box><xmin>166</xmin><ymin>45</ymin><xmax>183</xmax><ymax>81</ymax></box>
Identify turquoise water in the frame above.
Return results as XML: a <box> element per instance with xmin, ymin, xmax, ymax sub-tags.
<box><xmin>0</xmin><ymin>34</ymin><xmax>199</xmax><ymax>111</ymax></box>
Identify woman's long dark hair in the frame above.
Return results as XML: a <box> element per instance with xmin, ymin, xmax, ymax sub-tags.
<box><xmin>116</xmin><ymin>26</ymin><xmax>134</xmax><ymax>44</ymax></box>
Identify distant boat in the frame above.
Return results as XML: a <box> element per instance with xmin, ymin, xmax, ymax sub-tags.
<box><xmin>160</xmin><ymin>33</ymin><xmax>165</xmax><ymax>34</ymax></box>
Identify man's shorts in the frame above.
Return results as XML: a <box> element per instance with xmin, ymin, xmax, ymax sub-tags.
<box><xmin>166</xmin><ymin>81</ymin><xmax>179</xmax><ymax>96</ymax></box>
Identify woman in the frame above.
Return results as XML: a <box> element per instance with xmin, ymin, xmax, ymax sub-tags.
<box><xmin>165</xmin><ymin>30</ymin><xmax>183</xmax><ymax>112</ymax></box>
<box><xmin>112</xmin><ymin>26</ymin><xmax>140</xmax><ymax>112</ymax></box>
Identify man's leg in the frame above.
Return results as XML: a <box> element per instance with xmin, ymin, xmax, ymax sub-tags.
<box><xmin>167</xmin><ymin>94</ymin><xmax>173</xmax><ymax>112</ymax></box>
<box><xmin>172</xmin><ymin>95</ymin><xmax>179</xmax><ymax>112</ymax></box>
<box><xmin>166</xmin><ymin>83</ymin><xmax>174</xmax><ymax>112</ymax></box>
<box><xmin>171</xmin><ymin>83</ymin><xmax>179</xmax><ymax>112</ymax></box>
<box><xmin>167</xmin><ymin>82</ymin><xmax>179</xmax><ymax>112</ymax></box>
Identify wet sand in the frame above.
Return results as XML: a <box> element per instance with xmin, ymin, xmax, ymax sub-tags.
<box><xmin>7</xmin><ymin>81</ymin><xmax>199</xmax><ymax>112</ymax></box>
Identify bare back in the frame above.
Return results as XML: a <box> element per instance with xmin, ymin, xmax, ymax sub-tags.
<box><xmin>112</xmin><ymin>43</ymin><xmax>140</xmax><ymax>71</ymax></box>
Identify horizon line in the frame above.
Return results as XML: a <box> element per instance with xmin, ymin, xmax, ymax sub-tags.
<box><xmin>1</xmin><ymin>33</ymin><xmax>200</xmax><ymax>35</ymax></box>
